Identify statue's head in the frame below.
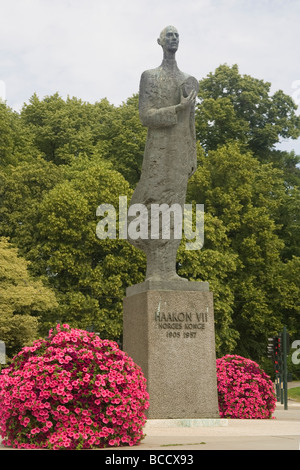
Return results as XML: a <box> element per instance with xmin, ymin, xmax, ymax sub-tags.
<box><xmin>157</xmin><ymin>25</ymin><xmax>179</xmax><ymax>53</ymax></box>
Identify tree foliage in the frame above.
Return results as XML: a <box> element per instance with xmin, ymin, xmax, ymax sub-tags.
<box><xmin>197</xmin><ymin>64</ymin><xmax>300</xmax><ymax>154</ymax></box>
<box><xmin>0</xmin><ymin>155</ymin><xmax>145</xmax><ymax>341</ymax></box>
<box><xmin>179</xmin><ymin>142</ymin><xmax>299</xmax><ymax>358</ymax></box>
<box><xmin>0</xmin><ymin>238</ymin><xmax>58</xmax><ymax>359</ymax></box>
<box><xmin>20</xmin><ymin>93</ymin><xmax>146</xmax><ymax>186</ymax></box>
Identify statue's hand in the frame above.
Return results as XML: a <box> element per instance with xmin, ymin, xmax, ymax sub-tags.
<box><xmin>176</xmin><ymin>89</ymin><xmax>197</xmax><ymax>113</ymax></box>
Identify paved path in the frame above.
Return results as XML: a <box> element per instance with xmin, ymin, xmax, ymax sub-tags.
<box><xmin>122</xmin><ymin>401</ymin><xmax>300</xmax><ymax>451</ymax></box>
<box><xmin>288</xmin><ymin>381</ymin><xmax>300</xmax><ymax>389</ymax></box>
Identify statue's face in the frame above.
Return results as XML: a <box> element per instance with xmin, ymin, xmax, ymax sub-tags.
<box><xmin>159</xmin><ymin>26</ymin><xmax>179</xmax><ymax>52</ymax></box>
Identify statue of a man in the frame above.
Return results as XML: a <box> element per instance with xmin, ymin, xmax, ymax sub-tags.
<box><xmin>128</xmin><ymin>25</ymin><xmax>198</xmax><ymax>281</ymax></box>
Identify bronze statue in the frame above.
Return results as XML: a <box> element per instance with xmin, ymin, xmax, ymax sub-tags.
<box><xmin>128</xmin><ymin>25</ymin><xmax>199</xmax><ymax>281</ymax></box>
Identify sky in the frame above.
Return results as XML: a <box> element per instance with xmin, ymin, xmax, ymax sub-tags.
<box><xmin>0</xmin><ymin>0</ymin><xmax>299</xmax><ymax>153</ymax></box>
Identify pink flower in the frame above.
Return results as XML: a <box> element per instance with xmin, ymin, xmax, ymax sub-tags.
<box><xmin>0</xmin><ymin>324</ymin><xmax>149</xmax><ymax>450</ymax></box>
<box><xmin>31</xmin><ymin>428</ymin><xmax>40</xmax><ymax>435</ymax></box>
<box><xmin>216</xmin><ymin>355</ymin><xmax>276</xmax><ymax>419</ymax></box>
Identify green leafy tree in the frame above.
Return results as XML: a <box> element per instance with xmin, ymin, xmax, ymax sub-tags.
<box><xmin>0</xmin><ymin>103</ymin><xmax>15</xmax><ymax>166</ymax></box>
<box><xmin>184</xmin><ymin>143</ymin><xmax>298</xmax><ymax>359</ymax></box>
<box><xmin>20</xmin><ymin>93</ymin><xmax>146</xmax><ymax>187</ymax></box>
<box><xmin>194</xmin><ymin>66</ymin><xmax>300</xmax><ymax>358</ymax></box>
<box><xmin>20</xmin><ymin>93</ymin><xmax>116</xmax><ymax>165</ymax></box>
<box><xmin>0</xmin><ymin>158</ymin><xmax>65</xmax><ymax>252</ymax></box>
<box><xmin>196</xmin><ymin>64</ymin><xmax>300</xmax><ymax>185</ymax></box>
<box><xmin>0</xmin><ymin>238</ymin><xmax>58</xmax><ymax>359</ymax></box>
<box><xmin>5</xmin><ymin>156</ymin><xmax>146</xmax><ymax>340</ymax></box>
<box><xmin>178</xmin><ymin>210</ymin><xmax>239</xmax><ymax>355</ymax></box>
<box><xmin>0</xmin><ymin>102</ymin><xmax>37</xmax><ymax>168</ymax></box>
<box><xmin>101</xmin><ymin>95</ymin><xmax>147</xmax><ymax>187</ymax></box>
<box><xmin>276</xmin><ymin>184</ymin><xmax>300</xmax><ymax>260</ymax></box>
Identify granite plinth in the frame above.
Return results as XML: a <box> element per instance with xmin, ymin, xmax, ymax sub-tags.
<box><xmin>126</xmin><ymin>279</ymin><xmax>209</xmax><ymax>297</ymax></box>
<box><xmin>123</xmin><ymin>281</ymin><xmax>220</xmax><ymax>419</ymax></box>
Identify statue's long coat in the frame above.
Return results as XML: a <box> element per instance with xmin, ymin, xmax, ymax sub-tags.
<box><xmin>129</xmin><ymin>60</ymin><xmax>198</xmax><ymax>254</ymax></box>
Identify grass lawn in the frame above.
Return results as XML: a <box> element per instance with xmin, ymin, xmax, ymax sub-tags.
<box><xmin>288</xmin><ymin>386</ymin><xmax>300</xmax><ymax>402</ymax></box>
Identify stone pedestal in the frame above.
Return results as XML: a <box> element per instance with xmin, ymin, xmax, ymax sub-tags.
<box><xmin>123</xmin><ymin>280</ymin><xmax>220</xmax><ymax>419</ymax></box>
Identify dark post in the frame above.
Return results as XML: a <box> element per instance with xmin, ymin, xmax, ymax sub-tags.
<box><xmin>268</xmin><ymin>337</ymin><xmax>280</xmax><ymax>400</ymax></box>
<box><xmin>282</xmin><ymin>327</ymin><xmax>288</xmax><ymax>410</ymax></box>
<box><xmin>274</xmin><ymin>335</ymin><xmax>282</xmax><ymax>402</ymax></box>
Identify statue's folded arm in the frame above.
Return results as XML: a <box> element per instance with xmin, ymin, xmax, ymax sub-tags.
<box><xmin>139</xmin><ymin>71</ymin><xmax>178</xmax><ymax>128</ymax></box>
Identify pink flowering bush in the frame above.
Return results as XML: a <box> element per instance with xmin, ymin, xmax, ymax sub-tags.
<box><xmin>216</xmin><ymin>355</ymin><xmax>276</xmax><ymax>419</ymax></box>
<box><xmin>0</xmin><ymin>324</ymin><xmax>149</xmax><ymax>449</ymax></box>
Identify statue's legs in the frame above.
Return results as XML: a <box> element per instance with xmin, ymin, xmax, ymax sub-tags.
<box><xmin>128</xmin><ymin>186</ymin><xmax>188</xmax><ymax>282</ymax></box>
<box><xmin>144</xmin><ymin>239</ymin><xmax>186</xmax><ymax>281</ymax></box>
